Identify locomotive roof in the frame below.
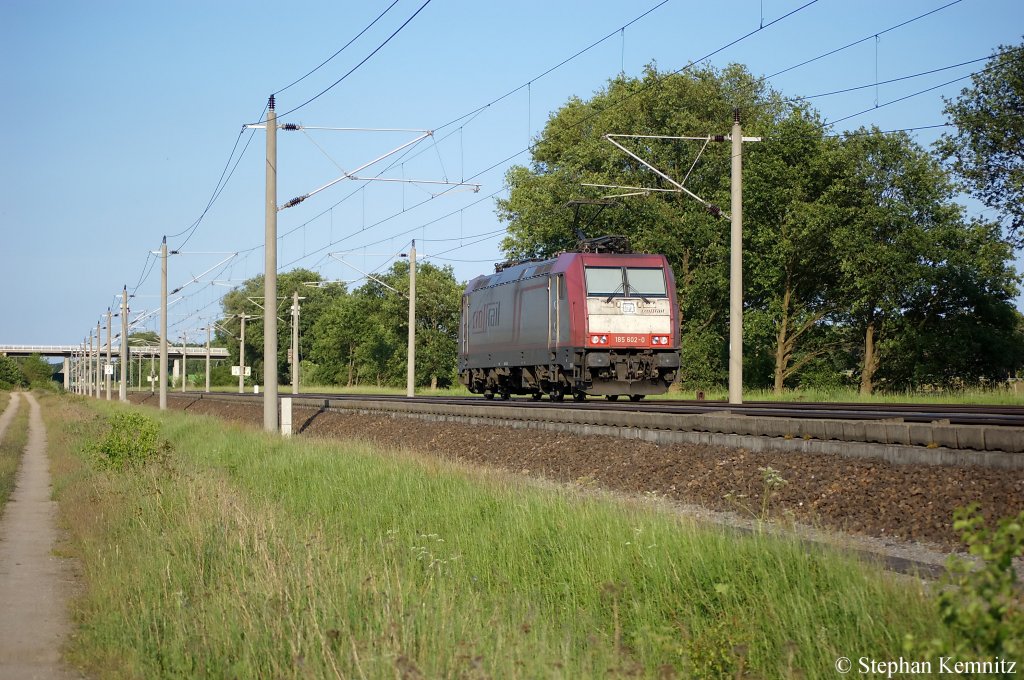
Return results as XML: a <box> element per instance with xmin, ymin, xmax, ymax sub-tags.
<box><xmin>464</xmin><ymin>251</ymin><xmax>667</xmax><ymax>293</ymax></box>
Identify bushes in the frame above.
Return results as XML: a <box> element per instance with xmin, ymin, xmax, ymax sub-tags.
<box><xmin>91</xmin><ymin>411</ymin><xmax>164</xmax><ymax>470</ymax></box>
<box><xmin>908</xmin><ymin>505</ymin><xmax>1024</xmax><ymax>663</ymax></box>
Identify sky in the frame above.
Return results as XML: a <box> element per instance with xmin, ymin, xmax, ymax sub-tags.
<box><xmin>1</xmin><ymin>0</ymin><xmax>1021</xmax><ymax>345</ymax></box>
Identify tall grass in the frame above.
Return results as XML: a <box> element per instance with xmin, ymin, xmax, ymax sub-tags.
<box><xmin>666</xmin><ymin>384</ymin><xmax>1024</xmax><ymax>405</ymax></box>
<box><xmin>46</xmin><ymin>396</ymin><xmax>947</xmax><ymax>678</ymax></box>
<box><xmin>0</xmin><ymin>394</ymin><xmax>28</xmax><ymax>509</ymax></box>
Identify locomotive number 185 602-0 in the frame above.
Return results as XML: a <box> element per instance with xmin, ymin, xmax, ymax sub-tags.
<box><xmin>613</xmin><ymin>335</ymin><xmax>646</xmax><ymax>345</ymax></box>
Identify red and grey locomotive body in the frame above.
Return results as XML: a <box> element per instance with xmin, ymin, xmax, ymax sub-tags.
<box><xmin>458</xmin><ymin>251</ymin><xmax>680</xmax><ymax>401</ymax></box>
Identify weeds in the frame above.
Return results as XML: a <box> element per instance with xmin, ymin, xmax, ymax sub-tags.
<box><xmin>724</xmin><ymin>465</ymin><xmax>789</xmax><ymax>523</ymax></box>
<box><xmin>907</xmin><ymin>504</ymin><xmax>1024</xmax><ymax>663</ymax></box>
<box><xmin>90</xmin><ymin>410</ymin><xmax>165</xmax><ymax>470</ymax></box>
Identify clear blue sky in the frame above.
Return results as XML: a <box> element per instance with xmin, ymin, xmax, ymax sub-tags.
<box><xmin>1</xmin><ymin>0</ymin><xmax>1021</xmax><ymax>345</ymax></box>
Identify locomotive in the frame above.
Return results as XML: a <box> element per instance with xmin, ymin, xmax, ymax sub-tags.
<box><xmin>458</xmin><ymin>239</ymin><xmax>680</xmax><ymax>401</ymax></box>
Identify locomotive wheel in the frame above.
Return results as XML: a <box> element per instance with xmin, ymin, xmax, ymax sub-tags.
<box><xmin>549</xmin><ymin>388</ymin><xmax>565</xmax><ymax>402</ymax></box>
<box><xmin>629</xmin><ymin>394</ymin><xmax>645</xmax><ymax>402</ymax></box>
<box><xmin>531</xmin><ymin>392</ymin><xmax>542</xmax><ymax>401</ymax></box>
<box><xmin>484</xmin><ymin>392</ymin><xmax>495</xmax><ymax>400</ymax></box>
<box><xmin>573</xmin><ymin>391</ymin><xmax>587</xmax><ymax>402</ymax></box>
<box><xmin>499</xmin><ymin>390</ymin><xmax>511</xmax><ymax>400</ymax></box>
<box><xmin>605</xmin><ymin>395</ymin><xmax>620</xmax><ymax>401</ymax></box>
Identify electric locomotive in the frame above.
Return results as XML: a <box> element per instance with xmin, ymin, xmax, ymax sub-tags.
<box><xmin>458</xmin><ymin>239</ymin><xmax>680</xmax><ymax>401</ymax></box>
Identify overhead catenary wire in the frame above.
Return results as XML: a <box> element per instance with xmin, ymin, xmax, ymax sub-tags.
<box><xmin>262</xmin><ymin>0</ymin><xmax>820</xmax><ymax>276</ymax></box>
<box><xmin>763</xmin><ymin>0</ymin><xmax>964</xmax><ymax>81</ymax></box>
<box><xmin>823</xmin><ymin>58</ymin><xmax>1007</xmax><ymax>128</ymax></box>
<box><xmin>221</xmin><ymin>1</ymin><xmax>690</xmax><ymax>261</ymax></box>
<box><xmin>273</xmin><ymin>0</ymin><xmax>402</xmax><ymax>96</ymax></box>
<box><xmin>130</xmin><ymin>0</ymin><xmax>950</xmax><ymax>336</ymax></box>
<box><xmin>274</xmin><ymin>0</ymin><xmax>434</xmax><ymax>120</ymax></box>
<box><xmin>785</xmin><ymin>51</ymin><xmax>1013</xmax><ymax>103</ymax></box>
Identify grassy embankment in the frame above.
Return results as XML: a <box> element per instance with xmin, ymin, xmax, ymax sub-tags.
<box><xmin>0</xmin><ymin>393</ymin><xmax>28</xmax><ymax>509</ymax></box>
<box><xmin>46</xmin><ymin>395</ymin><xmax>949</xmax><ymax>678</ymax></box>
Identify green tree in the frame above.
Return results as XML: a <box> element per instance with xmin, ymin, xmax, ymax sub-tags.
<box><xmin>937</xmin><ymin>43</ymin><xmax>1024</xmax><ymax>247</ymax></box>
<box><xmin>307</xmin><ymin>261</ymin><xmax>462</xmax><ymax>388</ymax></box>
<box><xmin>498</xmin><ymin>64</ymin><xmax>789</xmax><ymax>387</ymax></box>
<box><xmin>878</xmin><ymin>218</ymin><xmax>1023</xmax><ymax>388</ymax></box>
<box><xmin>745</xmin><ymin>109</ymin><xmax>845</xmax><ymax>393</ymax></box>
<box><xmin>0</xmin><ymin>355</ymin><xmax>22</xmax><ymax>388</ymax></box>
<box><xmin>219</xmin><ymin>269</ymin><xmax>344</xmax><ymax>385</ymax></box>
<box><xmin>829</xmin><ymin>129</ymin><xmax>956</xmax><ymax>394</ymax></box>
<box><xmin>830</xmin><ymin>128</ymin><xmax>1022</xmax><ymax>393</ymax></box>
<box><xmin>19</xmin><ymin>354</ymin><xmax>57</xmax><ymax>388</ymax></box>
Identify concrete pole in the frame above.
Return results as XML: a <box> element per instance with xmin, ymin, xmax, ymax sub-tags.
<box><xmin>239</xmin><ymin>314</ymin><xmax>246</xmax><ymax>394</ymax></box>
<box><xmin>95</xmin><ymin>320</ymin><xmax>101</xmax><ymax>398</ymax></box>
<box><xmin>728</xmin><ymin>109</ymin><xmax>743</xmax><ymax>406</ymax></box>
<box><xmin>406</xmin><ymin>239</ymin><xmax>416</xmax><ymax>398</ymax></box>
<box><xmin>263</xmin><ymin>95</ymin><xmax>279</xmax><ymax>431</ymax></box>
<box><xmin>160</xmin><ymin>236</ymin><xmax>168</xmax><ymax>410</ymax></box>
<box><xmin>150</xmin><ymin>352</ymin><xmax>155</xmax><ymax>394</ymax></box>
<box><xmin>120</xmin><ymin>285</ymin><xmax>128</xmax><ymax>401</ymax></box>
<box><xmin>181</xmin><ymin>334</ymin><xmax>187</xmax><ymax>393</ymax></box>
<box><xmin>291</xmin><ymin>290</ymin><xmax>300</xmax><ymax>395</ymax></box>
<box><xmin>105</xmin><ymin>308</ymin><xmax>112</xmax><ymax>400</ymax></box>
<box><xmin>92</xmin><ymin>331</ymin><xmax>98</xmax><ymax>397</ymax></box>
<box><xmin>82</xmin><ymin>340</ymin><xmax>88</xmax><ymax>395</ymax></box>
<box><xmin>205</xmin><ymin>325</ymin><xmax>211</xmax><ymax>393</ymax></box>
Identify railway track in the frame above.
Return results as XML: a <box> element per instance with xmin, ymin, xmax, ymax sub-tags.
<box><xmin>184</xmin><ymin>391</ymin><xmax>1024</xmax><ymax>427</ymax></box>
<box><xmin>156</xmin><ymin>390</ymin><xmax>1024</xmax><ymax>463</ymax></box>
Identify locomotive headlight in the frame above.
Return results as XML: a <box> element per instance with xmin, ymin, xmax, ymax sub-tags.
<box><xmin>591</xmin><ymin>335</ymin><xmax>600</xmax><ymax>344</ymax></box>
<box><xmin>600</xmin><ymin>335</ymin><xmax>608</xmax><ymax>344</ymax></box>
<box><xmin>652</xmin><ymin>336</ymin><xmax>661</xmax><ymax>345</ymax></box>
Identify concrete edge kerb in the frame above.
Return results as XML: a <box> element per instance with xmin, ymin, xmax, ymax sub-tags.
<box><xmin>191</xmin><ymin>393</ymin><xmax>1024</xmax><ymax>465</ymax></box>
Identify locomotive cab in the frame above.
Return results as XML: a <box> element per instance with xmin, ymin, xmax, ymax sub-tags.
<box><xmin>580</xmin><ymin>262</ymin><xmax>679</xmax><ymax>398</ymax></box>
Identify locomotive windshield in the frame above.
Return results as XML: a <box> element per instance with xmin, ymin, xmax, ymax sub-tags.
<box><xmin>585</xmin><ymin>266</ymin><xmax>667</xmax><ymax>298</ymax></box>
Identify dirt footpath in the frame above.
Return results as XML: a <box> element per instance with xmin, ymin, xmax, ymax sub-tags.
<box><xmin>0</xmin><ymin>392</ymin><xmax>20</xmax><ymax>442</ymax></box>
<box><xmin>0</xmin><ymin>393</ymin><xmax>78</xmax><ymax>679</ymax></box>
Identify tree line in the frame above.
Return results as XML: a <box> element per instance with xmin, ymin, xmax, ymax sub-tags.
<box><xmin>0</xmin><ymin>354</ymin><xmax>59</xmax><ymax>390</ymax></box>
<box><xmin>210</xmin><ymin>263</ymin><xmax>462</xmax><ymax>390</ymax></box>
<box><xmin>197</xmin><ymin>47</ymin><xmax>1023</xmax><ymax>395</ymax></box>
<box><xmin>498</xmin><ymin>53</ymin><xmax>1024</xmax><ymax>394</ymax></box>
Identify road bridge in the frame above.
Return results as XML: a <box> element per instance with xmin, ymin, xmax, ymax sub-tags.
<box><xmin>0</xmin><ymin>344</ymin><xmax>230</xmax><ymax>391</ymax></box>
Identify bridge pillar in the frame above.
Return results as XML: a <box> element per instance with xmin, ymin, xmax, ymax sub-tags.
<box><xmin>63</xmin><ymin>357</ymin><xmax>70</xmax><ymax>391</ymax></box>
<box><xmin>172</xmin><ymin>359</ymin><xmax>180</xmax><ymax>388</ymax></box>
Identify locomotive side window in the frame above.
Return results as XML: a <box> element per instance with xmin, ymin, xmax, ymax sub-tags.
<box><xmin>626</xmin><ymin>268</ymin><xmax>668</xmax><ymax>297</ymax></box>
<box><xmin>585</xmin><ymin>267</ymin><xmax>625</xmax><ymax>297</ymax></box>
